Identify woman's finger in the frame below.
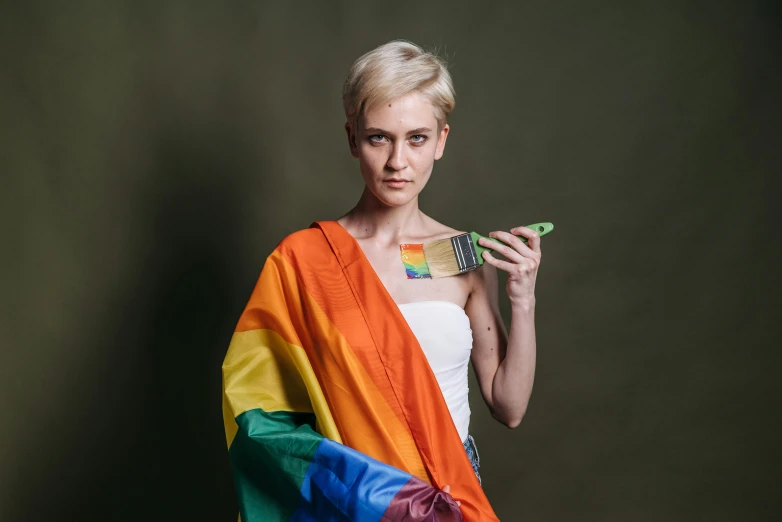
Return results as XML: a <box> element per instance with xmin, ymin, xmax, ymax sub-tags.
<box><xmin>489</xmin><ymin>230</ymin><xmax>537</xmax><ymax>258</ymax></box>
<box><xmin>441</xmin><ymin>484</ymin><xmax>460</xmax><ymax>507</ymax></box>
<box><xmin>481</xmin><ymin>250</ymin><xmax>517</xmax><ymax>273</ymax></box>
<box><xmin>477</xmin><ymin>236</ymin><xmax>524</xmax><ymax>263</ymax></box>
<box><xmin>510</xmin><ymin>226</ymin><xmax>542</xmax><ymax>254</ymax></box>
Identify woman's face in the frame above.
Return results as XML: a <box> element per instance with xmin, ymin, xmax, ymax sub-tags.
<box><xmin>347</xmin><ymin>91</ymin><xmax>450</xmax><ymax>208</ymax></box>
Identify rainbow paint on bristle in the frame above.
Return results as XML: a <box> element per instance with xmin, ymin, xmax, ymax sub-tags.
<box><xmin>400</xmin><ymin>243</ymin><xmax>432</xmax><ymax>279</ymax></box>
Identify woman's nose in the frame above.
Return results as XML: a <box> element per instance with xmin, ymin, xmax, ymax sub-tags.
<box><xmin>386</xmin><ymin>142</ymin><xmax>408</xmax><ymax>171</ymax></box>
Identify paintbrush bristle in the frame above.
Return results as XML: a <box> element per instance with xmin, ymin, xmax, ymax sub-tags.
<box><xmin>423</xmin><ymin>237</ymin><xmax>461</xmax><ymax>278</ymax></box>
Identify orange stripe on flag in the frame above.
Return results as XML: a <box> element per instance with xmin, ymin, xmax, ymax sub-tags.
<box><xmin>237</xmin><ymin>245</ymin><xmax>428</xmax><ymax>481</ymax></box>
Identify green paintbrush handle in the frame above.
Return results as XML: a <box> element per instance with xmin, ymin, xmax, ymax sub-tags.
<box><xmin>470</xmin><ymin>222</ymin><xmax>554</xmax><ymax>263</ymax></box>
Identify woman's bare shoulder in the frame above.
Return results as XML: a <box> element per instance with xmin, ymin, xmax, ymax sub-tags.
<box><xmin>420</xmin><ymin>214</ymin><xmax>481</xmax><ymax>302</ymax></box>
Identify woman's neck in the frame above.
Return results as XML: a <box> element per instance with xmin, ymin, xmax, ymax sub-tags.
<box><xmin>340</xmin><ymin>186</ymin><xmax>426</xmax><ymax>245</ymax></box>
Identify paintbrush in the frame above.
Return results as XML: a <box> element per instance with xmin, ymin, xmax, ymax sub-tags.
<box><xmin>400</xmin><ymin>222</ymin><xmax>554</xmax><ymax>279</ymax></box>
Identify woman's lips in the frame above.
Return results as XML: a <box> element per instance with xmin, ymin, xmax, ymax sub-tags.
<box><xmin>383</xmin><ymin>179</ymin><xmax>410</xmax><ymax>189</ymax></box>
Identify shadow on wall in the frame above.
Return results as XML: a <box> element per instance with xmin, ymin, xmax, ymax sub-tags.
<box><xmin>11</xmin><ymin>131</ymin><xmax>260</xmax><ymax>521</ymax></box>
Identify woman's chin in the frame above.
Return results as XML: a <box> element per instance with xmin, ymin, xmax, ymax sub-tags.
<box><xmin>377</xmin><ymin>190</ymin><xmax>417</xmax><ymax>208</ymax></box>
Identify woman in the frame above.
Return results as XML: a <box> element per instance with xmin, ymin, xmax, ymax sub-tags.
<box><xmin>222</xmin><ymin>40</ymin><xmax>542</xmax><ymax>522</ymax></box>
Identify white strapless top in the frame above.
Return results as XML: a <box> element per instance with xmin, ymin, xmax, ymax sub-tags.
<box><xmin>397</xmin><ymin>301</ymin><xmax>473</xmax><ymax>442</ymax></box>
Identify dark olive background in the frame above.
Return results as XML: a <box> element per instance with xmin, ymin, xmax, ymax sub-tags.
<box><xmin>2</xmin><ymin>1</ymin><xmax>780</xmax><ymax>520</ymax></box>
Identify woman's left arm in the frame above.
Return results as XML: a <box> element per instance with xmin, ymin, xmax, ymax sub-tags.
<box><xmin>465</xmin><ymin>226</ymin><xmax>541</xmax><ymax>428</ymax></box>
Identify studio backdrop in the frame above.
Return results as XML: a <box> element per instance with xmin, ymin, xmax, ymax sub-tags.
<box><xmin>2</xmin><ymin>2</ymin><xmax>780</xmax><ymax>521</ymax></box>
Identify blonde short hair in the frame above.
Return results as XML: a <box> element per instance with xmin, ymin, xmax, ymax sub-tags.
<box><xmin>342</xmin><ymin>40</ymin><xmax>455</xmax><ymax>129</ymax></box>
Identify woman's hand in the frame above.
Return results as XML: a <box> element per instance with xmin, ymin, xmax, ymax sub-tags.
<box><xmin>478</xmin><ymin>226</ymin><xmax>542</xmax><ymax>309</ymax></box>
<box><xmin>442</xmin><ymin>484</ymin><xmax>461</xmax><ymax>507</ymax></box>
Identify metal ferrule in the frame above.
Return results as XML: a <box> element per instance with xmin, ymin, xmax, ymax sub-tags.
<box><xmin>451</xmin><ymin>233</ymin><xmax>480</xmax><ymax>273</ymax></box>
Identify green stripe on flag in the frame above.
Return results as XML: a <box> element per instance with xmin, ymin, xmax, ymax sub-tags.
<box><xmin>229</xmin><ymin>409</ymin><xmax>323</xmax><ymax>522</ymax></box>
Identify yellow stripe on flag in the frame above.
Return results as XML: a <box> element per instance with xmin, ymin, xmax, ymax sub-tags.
<box><xmin>222</xmin><ymin>328</ymin><xmax>340</xmax><ymax>447</ymax></box>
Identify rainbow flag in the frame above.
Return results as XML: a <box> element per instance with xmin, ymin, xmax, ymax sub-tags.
<box><xmin>222</xmin><ymin>221</ymin><xmax>499</xmax><ymax>521</ymax></box>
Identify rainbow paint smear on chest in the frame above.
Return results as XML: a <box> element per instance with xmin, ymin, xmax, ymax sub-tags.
<box><xmin>399</xmin><ymin>243</ymin><xmax>432</xmax><ymax>279</ymax></box>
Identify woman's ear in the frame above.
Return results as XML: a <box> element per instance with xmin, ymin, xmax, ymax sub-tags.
<box><xmin>434</xmin><ymin>123</ymin><xmax>450</xmax><ymax>160</ymax></box>
<box><xmin>345</xmin><ymin>121</ymin><xmax>360</xmax><ymax>158</ymax></box>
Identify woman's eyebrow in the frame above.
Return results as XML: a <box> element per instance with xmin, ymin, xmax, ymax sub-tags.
<box><xmin>364</xmin><ymin>127</ymin><xmax>433</xmax><ymax>135</ymax></box>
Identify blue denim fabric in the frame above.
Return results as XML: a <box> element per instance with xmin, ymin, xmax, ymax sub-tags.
<box><xmin>462</xmin><ymin>434</ymin><xmax>482</xmax><ymax>485</ymax></box>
